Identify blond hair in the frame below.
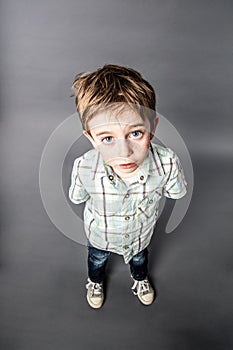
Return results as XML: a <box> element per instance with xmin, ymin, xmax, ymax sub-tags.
<box><xmin>71</xmin><ymin>64</ymin><xmax>156</xmax><ymax>130</ymax></box>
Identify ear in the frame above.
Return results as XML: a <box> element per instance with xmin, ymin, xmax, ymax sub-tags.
<box><xmin>83</xmin><ymin>130</ymin><xmax>98</xmax><ymax>148</ymax></box>
<box><xmin>150</xmin><ymin>115</ymin><xmax>159</xmax><ymax>140</ymax></box>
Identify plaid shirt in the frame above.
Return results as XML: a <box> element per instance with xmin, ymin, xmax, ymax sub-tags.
<box><xmin>69</xmin><ymin>142</ymin><xmax>187</xmax><ymax>263</ymax></box>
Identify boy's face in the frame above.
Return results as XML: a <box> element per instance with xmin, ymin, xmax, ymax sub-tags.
<box><xmin>84</xmin><ymin>109</ymin><xmax>159</xmax><ymax>177</ymax></box>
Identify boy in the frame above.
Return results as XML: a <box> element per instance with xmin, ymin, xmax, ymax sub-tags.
<box><xmin>69</xmin><ymin>64</ymin><xmax>187</xmax><ymax>308</ymax></box>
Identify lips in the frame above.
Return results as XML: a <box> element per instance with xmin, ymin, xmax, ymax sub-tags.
<box><xmin>119</xmin><ymin>163</ymin><xmax>136</xmax><ymax>169</ymax></box>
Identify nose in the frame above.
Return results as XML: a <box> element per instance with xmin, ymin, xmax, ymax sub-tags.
<box><xmin>116</xmin><ymin>139</ymin><xmax>133</xmax><ymax>158</ymax></box>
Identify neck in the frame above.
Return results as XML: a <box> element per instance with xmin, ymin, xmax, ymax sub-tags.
<box><xmin>113</xmin><ymin>166</ymin><xmax>141</xmax><ymax>179</ymax></box>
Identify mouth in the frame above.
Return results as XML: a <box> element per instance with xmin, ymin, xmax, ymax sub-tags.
<box><xmin>119</xmin><ymin>163</ymin><xmax>136</xmax><ymax>169</ymax></box>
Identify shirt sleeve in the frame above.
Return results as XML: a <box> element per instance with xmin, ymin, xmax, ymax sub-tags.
<box><xmin>163</xmin><ymin>149</ymin><xmax>188</xmax><ymax>199</ymax></box>
<box><xmin>69</xmin><ymin>157</ymin><xmax>90</xmax><ymax>204</ymax></box>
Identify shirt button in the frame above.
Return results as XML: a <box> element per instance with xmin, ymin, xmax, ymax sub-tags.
<box><xmin>125</xmin><ymin>234</ymin><xmax>129</xmax><ymax>238</ymax></box>
<box><xmin>108</xmin><ymin>175</ymin><xmax>114</xmax><ymax>181</ymax></box>
<box><xmin>140</xmin><ymin>175</ymin><xmax>144</xmax><ymax>181</ymax></box>
<box><xmin>149</xmin><ymin>199</ymin><xmax>153</xmax><ymax>204</ymax></box>
<box><xmin>125</xmin><ymin>216</ymin><xmax>130</xmax><ymax>220</ymax></box>
<box><xmin>125</xmin><ymin>193</ymin><xmax>129</xmax><ymax>198</ymax></box>
<box><xmin>123</xmin><ymin>245</ymin><xmax>129</xmax><ymax>250</ymax></box>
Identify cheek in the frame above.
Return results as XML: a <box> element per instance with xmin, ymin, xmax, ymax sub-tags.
<box><xmin>133</xmin><ymin>136</ymin><xmax>150</xmax><ymax>149</ymax></box>
<box><xmin>96</xmin><ymin>144</ymin><xmax>116</xmax><ymax>161</ymax></box>
<box><xmin>133</xmin><ymin>138</ymin><xmax>150</xmax><ymax>157</ymax></box>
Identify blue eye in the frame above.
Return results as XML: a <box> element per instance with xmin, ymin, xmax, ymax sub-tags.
<box><xmin>102</xmin><ymin>136</ymin><xmax>113</xmax><ymax>144</ymax></box>
<box><xmin>130</xmin><ymin>130</ymin><xmax>143</xmax><ymax>138</ymax></box>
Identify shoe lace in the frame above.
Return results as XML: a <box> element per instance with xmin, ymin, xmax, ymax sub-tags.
<box><xmin>131</xmin><ymin>279</ymin><xmax>150</xmax><ymax>296</ymax></box>
<box><xmin>86</xmin><ymin>280</ymin><xmax>103</xmax><ymax>297</ymax></box>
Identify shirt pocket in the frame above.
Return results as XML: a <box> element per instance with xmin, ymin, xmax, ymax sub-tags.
<box><xmin>137</xmin><ymin>190</ymin><xmax>161</xmax><ymax>222</ymax></box>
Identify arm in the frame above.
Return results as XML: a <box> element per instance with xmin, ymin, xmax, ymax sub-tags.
<box><xmin>69</xmin><ymin>157</ymin><xmax>90</xmax><ymax>204</ymax></box>
<box><xmin>163</xmin><ymin>149</ymin><xmax>187</xmax><ymax>199</ymax></box>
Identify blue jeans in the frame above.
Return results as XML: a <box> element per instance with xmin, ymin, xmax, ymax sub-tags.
<box><xmin>88</xmin><ymin>244</ymin><xmax>148</xmax><ymax>283</ymax></box>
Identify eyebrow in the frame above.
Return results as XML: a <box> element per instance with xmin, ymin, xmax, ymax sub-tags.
<box><xmin>95</xmin><ymin>124</ymin><xmax>146</xmax><ymax>137</ymax></box>
<box><xmin>95</xmin><ymin>131</ymin><xmax>112</xmax><ymax>137</ymax></box>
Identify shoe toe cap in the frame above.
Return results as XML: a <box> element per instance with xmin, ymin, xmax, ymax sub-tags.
<box><xmin>140</xmin><ymin>291</ymin><xmax>154</xmax><ymax>305</ymax></box>
<box><xmin>87</xmin><ymin>295</ymin><xmax>103</xmax><ymax>309</ymax></box>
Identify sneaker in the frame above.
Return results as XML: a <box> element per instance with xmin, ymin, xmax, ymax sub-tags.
<box><xmin>86</xmin><ymin>278</ymin><xmax>104</xmax><ymax>309</ymax></box>
<box><xmin>131</xmin><ymin>277</ymin><xmax>155</xmax><ymax>305</ymax></box>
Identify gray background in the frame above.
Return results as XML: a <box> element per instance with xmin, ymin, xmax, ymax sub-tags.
<box><xmin>0</xmin><ymin>0</ymin><xmax>233</xmax><ymax>349</ymax></box>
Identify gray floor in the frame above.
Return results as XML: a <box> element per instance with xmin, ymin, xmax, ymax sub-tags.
<box><xmin>1</xmin><ymin>0</ymin><xmax>233</xmax><ymax>349</ymax></box>
<box><xmin>1</xmin><ymin>154</ymin><xmax>233</xmax><ymax>349</ymax></box>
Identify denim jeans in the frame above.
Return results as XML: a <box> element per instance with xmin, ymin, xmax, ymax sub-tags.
<box><xmin>87</xmin><ymin>243</ymin><xmax>148</xmax><ymax>283</ymax></box>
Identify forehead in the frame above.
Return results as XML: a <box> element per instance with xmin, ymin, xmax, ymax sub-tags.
<box><xmin>87</xmin><ymin>109</ymin><xmax>149</xmax><ymax>132</ymax></box>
